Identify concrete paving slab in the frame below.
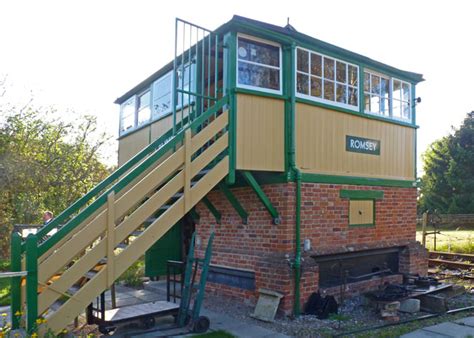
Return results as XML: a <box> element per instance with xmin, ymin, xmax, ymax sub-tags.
<box><xmin>454</xmin><ymin>316</ymin><xmax>474</xmax><ymax>327</ymax></box>
<box><xmin>401</xmin><ymin>330</ymin><xmax>450</xmax><ymax>338</ymax></box>
<box><xmin>423</xmin><ymin>322</ymin><xmax>474</xmax><ymax>337</ymax></box>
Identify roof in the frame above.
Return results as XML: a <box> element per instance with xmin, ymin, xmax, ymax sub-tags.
<box><xmin>115</xmin><ymin>15</ymin><xmax>424</xmax><ymax>104</ymax></box>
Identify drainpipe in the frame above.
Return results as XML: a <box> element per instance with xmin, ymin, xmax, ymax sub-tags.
<box><xmin>288</xmin><ymin>42</ymin><xmax>302</xmax><ymax>317</ymax></box>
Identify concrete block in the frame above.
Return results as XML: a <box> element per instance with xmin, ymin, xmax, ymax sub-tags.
<box><xmin>251</xmin><ymin>288</ymin><xmax>284</xmax><ymax>322</ymax></box>
<box><xmin>417</xmin><ymin>294</ymin><xmax>447</xmax><ymax>313</ymax></box>
<box><xmin>399</xmin><ymin>298</ymin><xmax>420</xmax><ymax>313</ymax></box>
<box><xmin>437</xmin><ymin>284</ymin><xmax>465</xmax><ymax>299</ymax></box>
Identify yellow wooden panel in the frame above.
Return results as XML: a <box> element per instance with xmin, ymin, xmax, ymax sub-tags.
<box><xmin>150</xmin><ymin>115</ymin><xmax>173</xmax><ymax>140</ymax></box>
<box><xmin>296</xmin><ymin>103</ymin><xmax>415</xmax><ymax>180</ymax></box>
<box><xmin>118</xmin><ymin>127</ymin><xmax>150</xmax><ymax>166</ymax></box>
<box><xmin>349</xmin><ymin>200</ymin><xmax>374</xmax><ymax>225</ymax></box>
<box><xmin>236</xmin><ymin>94</ymin><xmax>284</xmax><ymax>172</ymax></box>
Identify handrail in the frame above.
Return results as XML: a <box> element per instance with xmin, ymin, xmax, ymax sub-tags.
<box><xmin>0</xmin><ymin>271</ymin><xmax>27</xmax><ymax>278</ymax></box>
<box><xmin>37</xmin><ymin>96</ymin><xmax>228</xmax><ymax>257</ymax></box>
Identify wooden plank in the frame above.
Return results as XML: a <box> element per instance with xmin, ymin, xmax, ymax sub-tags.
<box><xmin>236</xmin><ymin>94</ymin><xmax>284</xmax><ymax>172</ymax></box>
<box><xmin>38</xmin><ymin>212</ymin><xmax>106</xmax><ymax>284</ymax></box>
<box><xmin>191</xmin><ymin>132</ymin><xmax>228</xmax><ymax>178</ymax></box>
<box><xmin>191</xmin><ymin>110</ymin><xmax>228</xmax><ymax>154</ymax></box>
<box><xmin>184</xmin><ymin>129</ymin><xmax>192</xmax><ymax>213</ymax></box>
<box><xmin>38</xmin><ymin>240</ymin><xmax>106</xmax><ymax>314</ymax></box>
<box><xmin>295</xmin><ymin>102</ymin><xmax>415</xmax><ymax>180</ymax></box>
<box><xmin>41</xmin><ymin>265</ymin><xmax>108</xmax><ymax>335</ymax></box>
<box><xmin>114</xmin><ymin>146</ymin><xmax>184</xmax><ymax>219</ymax></box>
<box><xmin>103</xmin><ymin>301</ymin><xmax>179</xmax><ymax>322</ymax></box>
<box><xmin>107</xmin><ymin>192</ymin><xmax>115</xmax><ymax>287</ymax></box>
<box><xmin>191</xmin><ymin>156</ymin><xmax>229</xmax><ymax>207</ymax></box>
<box><xmin>114</xmin><ymin>171</ymin><xmax>184</xmax><ymax>246</ymax></box>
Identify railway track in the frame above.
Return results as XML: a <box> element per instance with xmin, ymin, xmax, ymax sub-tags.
<box><xmin>429</xmin><ymin>251</ymin><xmax>474</xmax><ymax>279</ymax></box>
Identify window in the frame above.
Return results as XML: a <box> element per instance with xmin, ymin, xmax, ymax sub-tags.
<box><xmin>237</xmin><ymin>36</ymin><xmax>281</xmax><ymax>93</ymax></box>
<box><xmin>349</xmin><ymin>200</ymin><xmax>374</xmax><ymax>227</ymax></box>
<box><xmin>296</xmin><ymin>47</ymin><xmax>358</xmax><ymax>109</ymax></box>
<box><xmin>176</xmin><ymin>62</ymin><xmax>196</xmax><ymax>108</ymax></box>
<box><xmin>364</xmin><ymin>71</ymin><xmax>412</xmax><ymax>122</ymax></box>
<box><xmin>153</xmin><ymin>72</ymin><xmax>172</xmax><ymax>119</ymax></box>
<box><xmin>340</xmin><ymin>189</ymin><xmax>383</xmax><ymax>227</ymax></box>
<box><xmin>120</xmin><ymin>96</ymin><xmax>136</xmax><ymax>134</ymax></box>
<box><xmin>137</xmin><ymin>90</ymin><xmax>151</xmax><ymax>126</ymax></box>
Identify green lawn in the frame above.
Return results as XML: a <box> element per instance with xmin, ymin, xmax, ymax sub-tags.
<box><xmin>194</xmin><ymin>330</ymin><xmax>236</xmax><ymax>338</ymax></box>
<box><xmin>416</xmin><ymin>227</ymin><xmax>474</xmax><ymax>253</ymax></box>
<box><xmin>0</xmin><ymin>259</ymin><xmax>10</xmax><ymax>306</ymax></box>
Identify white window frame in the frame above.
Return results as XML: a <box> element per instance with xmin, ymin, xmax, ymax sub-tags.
<box><xmin>119</xmin><ymin>96</ymin><xmax>137</xmax><ymax>136</ymax></box>
<box><xmin>295</xmin><ymin>46</ymin><xmax>359</xmax><ymax>112</ymax></box>
<box><xmin>364</xmin><ymin>70</ymin><xmax>412</xmax><ymax>123</ymax></box>
<box><xmin>236</xmin><ymin>33</ymin><xmax>283</xmax><ymax>95</ymax></box>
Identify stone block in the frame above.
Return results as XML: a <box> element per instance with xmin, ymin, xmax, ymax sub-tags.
<box><xmin>417</xmin><ymin>294</ymin><xmax>447</xmax><ymax>313</ymax></box>
<box><xmin>251</xmin><ymin>288</ymin><xmax>284</xmax><ymax>322</ymax></box>
<box><xmin>399</xmin><ymin>298</ymin><xmax>420</xmax><ymax>313</ymax></box>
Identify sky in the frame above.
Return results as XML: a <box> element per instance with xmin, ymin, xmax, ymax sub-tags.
<box><xmin>0</xmin><ymin>0</ymin><xmax>473</xmax><ymax>172</ymax></box>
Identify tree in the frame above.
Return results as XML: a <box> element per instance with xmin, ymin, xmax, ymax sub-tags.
<box><xmin>0</xmin><ymin>90</ymin><xmax>112</xmax><ymax>257</ymax></box>
<box><xmin>420</xmin><ymin>112</ymin><xmax>474</xmax><ymax>214</ymax></box>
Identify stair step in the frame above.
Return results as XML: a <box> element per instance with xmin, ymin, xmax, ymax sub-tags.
<box><xmin>173</xmin><ymin>192</ymin><xmax>183</xmax><ymax>198</ymax></box>
<box><xmin>197</xmin><ymin>169</ymin><xmax>210</xmax><ymax>176</ymax></box>
<box><xmin>160</xmin><ymin>204</ymin><xmax>171</xmax><ymax>210</ymax></box>
<box><xmin>68</xmin><ymin>285</ymin><xmax>81</xmax><ymax>296</ymax></box>
<box><xmin>145</xmin><ymin>217</ymin><xmax>157</xmax><ymax>224</ymax></box>
<box><xmin>116</xmin><ymin>242</ymin><xmax>127</xmax><ymax>250</ymax></box>
<box><xmin>131</xmin><ymin>230</ymin><xmax>143</xmax><ymax>237</ymax></box>
<box><xmin>85</xmin><ymin>270</ymin><xmax>98</xmax><ymax>279</ymax></box>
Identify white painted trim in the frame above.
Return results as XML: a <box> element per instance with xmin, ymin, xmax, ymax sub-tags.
<box><xmin>236</xmin><ymin>33</ymin><xmax>283</xmax><ymax>95</ymax></box>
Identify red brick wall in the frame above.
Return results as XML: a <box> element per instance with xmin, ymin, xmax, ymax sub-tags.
<box><xmin>194</xmin><ymin>182</ymin><xmax>424</xmax><ymax>314</ymax></box>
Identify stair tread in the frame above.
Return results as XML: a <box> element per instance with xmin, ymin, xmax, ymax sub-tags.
<box><xmin>68</xmin><ymin>285</ymin><xmax>81</xmax><ymax>295</ymax></box>
<box><xmin>131</xmin><ymin>230</ymin><xmax>143</xmax><ymax>237</ymax></box>
<box><xmin>116</xmin><ymin>242</ymin><xmax>127</xmax><ymax>250</ymax></box>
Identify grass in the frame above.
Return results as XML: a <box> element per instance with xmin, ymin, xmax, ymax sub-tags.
<box><xmin>194</xmin><ymin>330</ymin><xmax>236</xmax><ymax>338</ymax></box>
<box><xmin>416</xmin><ymin>227</ymin><xmax>474</xmax><ymax>253</ymax></box>
<box><xmin>0</xmin><ymin>259</ymin><xmax>10</xmax><ymax>306</ymax></box>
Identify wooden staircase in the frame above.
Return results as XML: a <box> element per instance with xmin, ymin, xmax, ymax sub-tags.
<box><xmin>12</xmin><ymin>98</ymin><xmax>230</xmax><ymax>335</ymax></box>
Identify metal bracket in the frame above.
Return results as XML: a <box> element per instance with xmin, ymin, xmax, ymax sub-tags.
<box><xmin>218</xmin><ymin>183</ymin><xmax>249</xmax><ymax>224</ymax></box>
<box><xmin>241</xmin><ymin>171</ymin><xmax>281</xmax><ymax>225</ymax></box>
<box><xmin>202</xmin><ymin>197</ymin><xmax>221</xmax><ymax>224</ymax></box>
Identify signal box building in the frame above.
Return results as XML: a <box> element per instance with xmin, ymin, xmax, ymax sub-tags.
<box><xmin>115</xmin><ymin>15</ymin><xmax>427</xmax><ymax>315</ymax></box>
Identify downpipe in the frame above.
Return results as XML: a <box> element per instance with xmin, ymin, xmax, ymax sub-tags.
<box><xmin>293</xmin><ymin>167</ymin><xmax>302</xmax><ymax>317</ymax></box>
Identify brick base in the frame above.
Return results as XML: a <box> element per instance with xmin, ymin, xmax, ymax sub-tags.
<box><xmin>194</xmin><ymin>181</ymin><xmax>426</xmax><ymax>315</ymax></box>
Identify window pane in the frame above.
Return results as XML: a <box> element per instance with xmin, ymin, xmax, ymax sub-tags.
<box><xmin>238</xmin><ymin>38</ymin><xmax>279</xmax><ymax>67</ymax></box>
<box><xmin>392</xmin><ymin>99</ymin><xmax>401</xmax><ymax>118</ymax></box>
<box><xmin>324</xmin><ymin>57</ymin><xmax>334</xmax><ymax>79</ymax></box>
<box><xmin>336</xmin><ymin>61</ymin><xmax>346</xmax><ymax>83</ymax></box>
<box><xmin>137</xmin><ymin>106</ymin><xmax>150</xmax><ymax>125</ymax></box>
<box><xmin>402</xmin><ymin>101</ymin><xmax>411</xmax><ymax>120</ymax></box>
<box><xmin>154</xmin><ymin>93</ymin><xmax>171</xmax><ymax>117</ymax></box>
<box><xmin>311</xmin><ymin>53</ymin><xmax>322</xmax><ymax>77</ymax></box>
<box><xmin>402</xmin><ymin>82</ymin><xmax>410</xmax><ymax>101</ymax></box>
<box><xmin>297</xmin><ymin>73</ymin><xmax>309</xmax><ymax>95</ymax></box>
<box><xmin>364</xmin><ymin>93</ymin><xmax>371</xmax><ymax>111</ymax></box>
<box><xmin>297</xmin><ymin>49</ymin><xmax>309</xmax><ymax>73</ymax></box>
<box><xmin>348</xmin><ymin>87</ymin><xmax>358</xmax><ymax>106</ymax></box>
<box><xmin>371</xmin><ymin>75</ymin><xmax>380</xmax><ymax>95</ymax></box>
<box><xmin>138</xmin><ymin>91</ymin><xmax>150</xmax><ymax>110</ymax></box>
<box><xmin>311</xmin><ymin>76</ymin><xmax>322</xmax><ymax>98</ymax></box>
<box><xmin>348</xmin><ymin>65</ymin><xmax>358</xmax><ymax>87</ymax></box>
<box><xmin>336</xmin><ymin>83</ymin><xmax>346</xmax><ymax>103</ymax></box>
<box><xmin>364</xmin><ymin>72</ymin><xmax>370</xmax><ymax>92</ymax></box>
<box><xmin>238</xmin><ymin>61</ymin><xmax>280</xmax><ymax>90</ymax></box>
<box><xmin>370</xmin><ymin>95</ymin><xmax>380</xmax><ymax>113</ymax></box>
<box><xmin>324</xmin><ymin>80</ymin><xmax>334</xmax><ymax>101</ymax></box>
<box><xmin>153</xmin><ymin>73</ymin><xmax>172</xmax><ymax>118</ymax></box>
<box><xmin>393</xmin><ymin>80</ymin><xmax>401</xmax><ymax>101</ymax></box>
<box><xmin>120</xmin><ymin>97</ymin><xmax>136</xmax><ymax>133</ymax></box>
<box><xmin>379</xmin><ymin>98</ymin><xmax>389</xmax><ymax>116</ymax></box>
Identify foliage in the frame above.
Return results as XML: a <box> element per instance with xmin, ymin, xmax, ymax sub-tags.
<box><xmin>0</xmin><ymin>259</ymin><xmax>9</xmax><ymax>306</ymax></box>
<box><xmin>0</xmin><ymin>84</ymin><xmax>112</xmax><ymax>258</ymax></box>
<box><xmin>117</xmin><ymin>258</ymin><xmax>145</xmax><ymax>288</ymax></box>
<box><xmin>420</xmin><ymin>112</ymin><xmax>474</xmax><ymax>214</ymax></box>
<box><xmin>194</xmin><ymin>330</ymin><xmax>236</xmax><ymax>338</ymax></box>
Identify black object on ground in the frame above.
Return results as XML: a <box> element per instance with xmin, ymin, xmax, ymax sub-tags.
<box><xmin>304</xmin><ymin>292</ymin><xmax>338</xmax><ymax>319</ymax></box>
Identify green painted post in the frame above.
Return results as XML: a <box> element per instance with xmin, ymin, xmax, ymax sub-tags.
<box><xmin>192</xmin><ymin>232</ymin><xmax>214</xmax><ymax>321</ymax></box>
<box><xmin>219</xmin><ymin>182</ymin><xmax>248</xmax><ymax>224</ymax></box>
<box><xmin>25</xmin><ymin>234</ymin><xmax>38</xmax><ymax>332</ymax></box>
<box><xmin>241</xmin><ymin>171</ymin><xmax>281</xmax><ymax>224</ymax></box>
<box><xmin>224</xmin><ymin>31</ymin><xmax>237</xmax><ymax>184</ymax></box>
<box><xmin>178</xmin><ymin>232</ymin><xmax>196</xmax><ymax>327</ymax></box>
<box><xmin>10</xmin><ymin>232</ymin><xmax>22</xmax><ymax>329</ymax></box>
<box><xmin>202</xmin><ymin>197</ymin><xmax>221</xmax><ymax>224</ymax></box>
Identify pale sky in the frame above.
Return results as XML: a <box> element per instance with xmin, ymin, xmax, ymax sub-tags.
<box><xmin>0</xmin><ymin>0</ymin><xmax>473</xmax><ymax>172</ymax></box>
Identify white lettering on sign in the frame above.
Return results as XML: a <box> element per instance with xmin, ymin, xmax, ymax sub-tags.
<box><xmin>350</xmin><ymin>139</ymin><xmax>378</xmax><ymax>152</ymax></box>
